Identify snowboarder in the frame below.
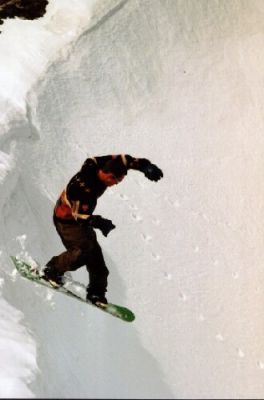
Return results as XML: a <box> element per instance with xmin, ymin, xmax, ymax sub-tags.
<box><xmin>43</xmin><ymin>154</ymin><xmax>163</xmax><ymax>304</ymax></box>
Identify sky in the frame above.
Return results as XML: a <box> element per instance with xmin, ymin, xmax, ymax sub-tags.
<box><xmin>1</xmin><ymin>0</ymin><xmax>264</xmax><ymax>398</ymax></box>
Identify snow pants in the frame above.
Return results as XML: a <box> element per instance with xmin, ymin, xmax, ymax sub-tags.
<box><xmin>46</xmin><ymin>216</ymin><xmax>109</xmax><ymax>295</ymax></box>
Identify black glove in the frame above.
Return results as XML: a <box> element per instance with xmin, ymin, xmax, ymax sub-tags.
<box><xmin>142</xmin><ymin>162</ymin><xmax>163</xmax><ymax>181</ymax></box>
<box><xmin>89</xmin><ymin>215</ymin><xmax>116</xmax><ymax>237</ymax></box>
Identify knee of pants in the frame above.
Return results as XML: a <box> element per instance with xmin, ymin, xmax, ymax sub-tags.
<box><xmin>71</xmin><ymin>246</ymin><xmax>82</xmax><ymax>256</ymax></box>
<box><xmin>67</xmin><ymin>247</ymin><xmax>89</xmax><ymax>268</ymax></box>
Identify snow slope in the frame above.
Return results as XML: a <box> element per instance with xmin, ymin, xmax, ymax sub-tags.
<box><xmin>1</xmin><ymin>0</ymin><xmax>264</xmax><ymax>398</ymax></box>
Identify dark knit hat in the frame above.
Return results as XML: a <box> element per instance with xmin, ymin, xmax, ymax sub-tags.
<box><xmin>102</xmin><ymin>157</ymin><xmax>127</xmax><ymax>178</ymax></box>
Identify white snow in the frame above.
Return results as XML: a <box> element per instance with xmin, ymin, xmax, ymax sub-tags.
<box><xmin>0</xmin><ymin>294</ymin><xmax>37</xmax><ymax>398</ymax></box>
<box><xmin>1</xmin><ymin>0</ymin><xmax>264</xmax><ymax>398</ymax></box>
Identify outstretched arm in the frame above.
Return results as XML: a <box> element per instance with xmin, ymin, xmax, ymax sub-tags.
<box><xmin>81</xmin><ymin>154</ymin><xmax>164</xmax><ymax>181</ymax></box>
<box><xmin>81</xmin><ymin>154</ymin><xmax>163</xmax><ymax>181</ymax></box>
<box><xmin>125</xmin><ymin>155</ymin><xmax>164</xmax><ymax>181</ymax></box>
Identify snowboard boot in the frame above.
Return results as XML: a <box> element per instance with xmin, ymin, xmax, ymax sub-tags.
<box><xmin>86</xmin><ymin>291</ymin><xmax>108</xmax><ymax>305</ymax></box>
<box><xmin>42</xmin><ymin>266</ymin><xmax>64</xmax><ymax>288</ymax></box>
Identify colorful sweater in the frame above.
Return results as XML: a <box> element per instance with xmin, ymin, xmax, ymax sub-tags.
<box><xmin>54</xmin><ymin>154</ymin><xmax>149</xmax><ymax>222</ymax></box>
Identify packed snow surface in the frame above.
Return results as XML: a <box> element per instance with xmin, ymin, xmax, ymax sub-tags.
<box><xmin>1</xmin><ymin>0</ymin><xmax>264</xmax><ymax>398</ymax></box>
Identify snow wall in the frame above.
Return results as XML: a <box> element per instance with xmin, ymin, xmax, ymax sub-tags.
<box><xmin>1</xmin><ymin>0</ymin><xmax>264</xmax><ymax>398</ymax></box>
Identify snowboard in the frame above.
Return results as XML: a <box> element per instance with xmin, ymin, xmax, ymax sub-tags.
<box><xmin>10</xmin><ymin>256</ymin><xmax>135</xmax><ymax>323</ymax></box>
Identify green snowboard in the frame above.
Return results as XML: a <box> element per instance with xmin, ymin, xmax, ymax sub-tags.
<box><xmin>10</xmin><ymin>256</ymin><xmax>135</xmax><ymax>323</ymax></box>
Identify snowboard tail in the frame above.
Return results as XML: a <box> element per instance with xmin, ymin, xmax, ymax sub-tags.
<box><xmin>10</xmin><ymin>256</ymin><xmax>135</xmax><ymax>323</ymax></box>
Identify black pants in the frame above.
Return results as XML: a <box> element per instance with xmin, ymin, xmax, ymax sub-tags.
<box><xmin>46</xmin><ymin>217</ymin><xmax>109</xmax><ymax>295</ymax></box>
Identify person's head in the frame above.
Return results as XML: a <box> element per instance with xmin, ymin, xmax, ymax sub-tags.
<box><xmin>98</xmin><ymin>158</ymin><xmax>127</xmax><ymax>186</ymax></box>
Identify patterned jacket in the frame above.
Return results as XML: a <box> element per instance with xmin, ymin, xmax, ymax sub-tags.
<box><xmin>54</xmin><ymin>154</ymin><xmax>149</xmax><ymax>223</ymax></box>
